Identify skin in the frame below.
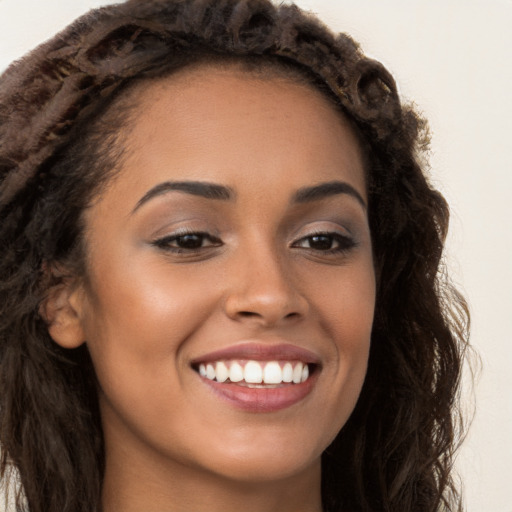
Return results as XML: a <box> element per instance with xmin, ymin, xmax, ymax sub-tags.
<box><xmin>48</xmin><ymin>66</ymin><xmax>376</xmax><ymax>512</ymax></box>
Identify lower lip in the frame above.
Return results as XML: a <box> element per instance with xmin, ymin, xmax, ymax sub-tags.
<box><xmin>198</xmin><ymin>372</ymin><xmax>319</xmax><ymax>413</ymax></box>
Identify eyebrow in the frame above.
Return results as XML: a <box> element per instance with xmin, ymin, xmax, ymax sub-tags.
<box><xmin>132</xmin><ymin>180</ymin><xmax>234</xmax><ymax>213</ymax></box>
<box><xmin>132</xmin><ymin>178</ymin><xmax>366</xmax><ymax>214</ymax></box>
<box><xmin>292</xmin><ymin>181</ymin><xmax>367</xmax><ymax>210</ymax></box>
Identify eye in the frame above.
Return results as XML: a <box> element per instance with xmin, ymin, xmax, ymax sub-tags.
<box><xmin>152</xmin><ymin>231</ymin><xmax>222</xmax><ymax>253</ymax></box>
<box><xmin>292</xmin><ymin>232</ymin><xmax>356</xmax><ymax>253</ymax></box>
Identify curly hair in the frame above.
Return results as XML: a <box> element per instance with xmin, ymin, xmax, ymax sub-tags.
<box><xmin>0</xmin><ymin>1</ymin><xmax>470</xmax><ymax>511</ymax></box>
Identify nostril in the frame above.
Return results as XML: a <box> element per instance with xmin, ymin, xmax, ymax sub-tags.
<box><xmin>224</xmin><ymin>290</ymin><xmax>308</xmax><ymax>325</ymax></box>
<box><xmin>238</xmin><ymin>311</ymin><xmax>259</xmax><ymax>318</ymax></box>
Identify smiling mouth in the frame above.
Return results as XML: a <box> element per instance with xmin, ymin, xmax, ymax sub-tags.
<box><xmin>190</xmin><ymin>343</ymin><xmax>321</xmax><ymax>411</ymax></box>
<box><xmin>193</xmin><ymin>360</ymin><xmax>316</xmax><ymax>386</ymax></box>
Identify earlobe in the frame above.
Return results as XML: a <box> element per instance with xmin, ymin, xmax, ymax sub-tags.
<box><xmin>41</xmin><ymin>280</ymin><xmax>86</xmax><ymax>349</ymax></box>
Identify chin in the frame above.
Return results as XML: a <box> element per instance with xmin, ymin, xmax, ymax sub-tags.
<box><xmin>204</xmin><ymin>452</ymin><xmax>321</xmax><ymax>484</ymax></box>
<box><xmin>186</xmin><ymin>424</ymin><xmax>331</xmax><ymax>484</ymax></box>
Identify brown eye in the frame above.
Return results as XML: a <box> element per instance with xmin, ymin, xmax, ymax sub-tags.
<box><xmin>174</xmin><ymin>234</ymin><xmax>206</xmax><ymax>249</ymax></box>
<box><xmin>152</xmin><ymin>231</ymin><xmax>222</xmax><ymax>252</ymax></box>
<box><xmin>292</xmin><ymin>232</ymin><xmax>356</xmax><ymax>253</ymax></box>
<box><xmin>307</xmin><ymin>235</ymin><xmax>336</xmax><ymax>250</ymax></box>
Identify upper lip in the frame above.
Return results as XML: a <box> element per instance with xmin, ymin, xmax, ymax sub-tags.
<box><xmin>190</xmin><ymin>342</ymin><xmax>321</xmax><ymax>365</ymax></box>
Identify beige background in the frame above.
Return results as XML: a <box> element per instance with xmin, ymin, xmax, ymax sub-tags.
<box><xmin>1</xmin><ymin>1</ymin><xmax>511</xmax><ymax>510</ymax></box>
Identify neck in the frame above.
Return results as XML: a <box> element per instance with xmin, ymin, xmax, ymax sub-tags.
<box><xmin>101</xmin><ymin>455</ymin><xmax>323</xmax><ymax>512</ymax></box>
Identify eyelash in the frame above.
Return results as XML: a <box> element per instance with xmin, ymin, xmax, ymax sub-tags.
<box><xmin>151</xmin><ymin>230</ymin><xmax>356</xmax><ymax>256</ymax></box>
<box><xmin>152</xmin><ymin>230</ymin><xmax>222</xmax><ymax>254</ymax></box>
<box><xmin>291</xmin><ymin>231</ymin><xmax>357</xmax><ymax>254</ymax></box>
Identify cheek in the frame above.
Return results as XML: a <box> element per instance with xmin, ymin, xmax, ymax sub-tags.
<box><xmin>312</xmin><ymin>256</ymin><xmax>376</xmax><ymax>343</ymax></box>
<box><xmin>83</xmin><ymin>251</ymin><xmax>216</xmax><ymax>337</ymax></box>
<box><xmin>79</xmin><ymin>255</ymin><xmax>222</xmax><ymax>397</ymax></box>
<box><xmin>78</xmin><ymin>265</ymin><xmax>215</xmax><ymax>444</ymax></box>
<box><xmin>309</xmin><ymin>259</ymin><xmax>375</xmax><ymax>410</ymax></box>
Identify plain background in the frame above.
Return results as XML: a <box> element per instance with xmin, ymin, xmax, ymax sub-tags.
<box><xmin>1</xmin><ymin>1</ymin><xmax>511</xmax><ymax>510</ymax></box>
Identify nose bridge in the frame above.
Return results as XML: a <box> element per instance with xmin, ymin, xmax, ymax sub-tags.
<box><xmin>223</xmin><ymin>233</ymin><xmax>306</xmax><ymax>324</ymax></box>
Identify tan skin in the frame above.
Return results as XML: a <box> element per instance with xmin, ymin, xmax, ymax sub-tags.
<box><xmin>46</xmin><ymin>66</ymin><xmax>376</xmax><ymax>512</ymax></box>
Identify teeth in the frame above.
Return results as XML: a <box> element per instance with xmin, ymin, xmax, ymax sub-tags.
<box><xmin>244</xmin><ymin>361</ymin><xmax>263</xmax><ymax>383</ymax></box>
<box><xmin>229</xmin><ymin>362</ymin><xmax>244</xmax><ymax>382</ymax></box>
<box><xmin>282</xmin><ymin>362</ymin><xmax>293</xmax><ymax>383</ymax></box>
<box><xmin>301</xmin><ymin>364</ymin><xmax>309</xmax><ymax>383</ymax></box>
<box><xmin>292</xmin><ymin>362</ymin><xmax>303</xmax><ymax>384</ymax></box>
<box><xmin>198</xmin><ymin>360</ymin><xmax>312</xmax><ymax>385</ymax></box>
<box><xmin>206</xmin><ymin>363</ymin><xmax>215</xmax><ymax>380</ymax></box>
<box><xmin>215</xmin><ymin>362</ymin><xmax>229</xmax><ymax>383</ymax></box>
<box><xmin>263</xmin><ymin>361</ymin><xmax>282</xmax><ymax>384</ymax></box>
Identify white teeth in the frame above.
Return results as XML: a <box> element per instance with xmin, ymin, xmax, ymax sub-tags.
<box><xmin>301</xmin><ymin>364</ymin><xmax>309</xmax><ymax>383</ymax></box>
<box><xmin>263</xmin><ymin>361</ymin><xmax>282</xmax><ymax>384</ymax></box>
<box><xmin>292</xmin><ymin>362</ymin><xmax>303</xmax><ymax>384</ymax></box>
<box><xmin>244</xmin><ymin>361</ymin><xmax>263</xmax><ymax>383</ymax></box>
<box><xmin>215</xmin><ymin>361</ymin><xmax>229</xmax><ymax>382</ymax></box>
<box><xmin>229</xmin><ymin>362</ymin><xmax>244</xmax><ymax>382</ymax></box>
<box><xmin>197</xmin><ymin>360</ymin><xmax>312</xmax><ymax>384</ymax></box>
<box><xmin>283</xmin><ymin>363</ymin><xmax>293</xmax><ymax>382</ymax></box>
<box><xmin>206</xmin><ymin>363</ymin><xmax>216</xmax><ymax>381</ymax></box>
<box><xmin>282</xmin><ymin>362</ymin><xmax>293</xmax><ymax>383</ymax></box>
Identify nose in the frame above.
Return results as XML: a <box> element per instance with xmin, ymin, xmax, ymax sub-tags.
<box><xmin>223</xmin><ymin>243</ymin><xmax>309</xmax><ymax>327</ymax></box>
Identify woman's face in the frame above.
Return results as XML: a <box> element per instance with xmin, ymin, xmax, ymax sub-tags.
<box><xmin>71</xmin><ymin>66</ymin><xmax>375</xmax><ymax>484</ymax></box>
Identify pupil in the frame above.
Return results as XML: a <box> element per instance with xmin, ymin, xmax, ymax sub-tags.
<box><xmin>178</xmin><ymin>234</ymin><xmax>203</xmax><ymax>248</ymax></box>
<box><xmin>310</xmin><ymin>235</ymin><xmax>332</xmax><ymax>250</ymax></box>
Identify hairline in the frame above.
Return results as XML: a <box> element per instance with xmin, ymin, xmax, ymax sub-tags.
<box><xmin>86</xmin><ymin>54</ymin><xmax>371</xmax><ymax>205</ymax></box>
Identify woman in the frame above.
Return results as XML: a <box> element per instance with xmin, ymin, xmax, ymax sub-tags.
<box><xmin>0</xmin><ymin>0</ymin><xmax>469</xmax><ymax>511</ymax></box>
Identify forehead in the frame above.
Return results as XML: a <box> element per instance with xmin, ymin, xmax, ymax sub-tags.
<box><xmin>100</xmin><ymin>64</ymin><xmax>367</xmax><ymax>210</ymax></box>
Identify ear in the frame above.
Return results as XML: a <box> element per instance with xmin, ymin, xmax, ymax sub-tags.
<box><xmin>40</xmin><ymin>278</ymin><xmax>87</xmax><ymax>349</ymax></box>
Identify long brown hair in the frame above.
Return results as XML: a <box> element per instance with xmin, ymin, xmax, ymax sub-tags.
<box><xmin>0</xmin><ymin>1</ymin><xmax>470</xmax><ymax>511</ymax></box>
